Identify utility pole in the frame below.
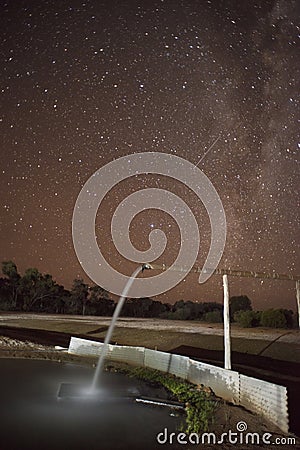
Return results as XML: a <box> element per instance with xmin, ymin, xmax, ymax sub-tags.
<box><xmin>223</xmin><ymin>274</ymin><xmax>231</xmax><ymax>370</ymax></box>
<box><xmin>296</xmin><ymin>280</ymin><xmax>300</xmax><ymax>329</ymax></box>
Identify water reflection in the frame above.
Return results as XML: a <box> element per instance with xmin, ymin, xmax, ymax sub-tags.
<box><xmin>0</xmin><ymin>359</ymin><xmax>183</xmax><ymax>450</ymax></box>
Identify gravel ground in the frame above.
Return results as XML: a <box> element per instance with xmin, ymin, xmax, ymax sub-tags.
<box><xmin>1</xmin><ymin>313</ymin><xmax>299</xmax><ymax>341</ymax></box>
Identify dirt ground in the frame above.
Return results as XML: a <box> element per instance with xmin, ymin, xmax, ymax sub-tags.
<box><xmin>0</xmin><ymin>313</ymin><xmax>299</xmax><ymax>362</ymax></box>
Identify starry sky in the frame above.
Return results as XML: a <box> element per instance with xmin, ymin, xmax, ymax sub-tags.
<box><xmin>1</xmin><ymin>0</ymin><xmax>299</xmax><ymax>310</ymax></box>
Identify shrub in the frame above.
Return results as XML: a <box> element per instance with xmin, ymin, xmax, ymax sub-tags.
<box><xmin>229</xmin><ymin>295</ymin><xmax>252</xmax><ymax>320</ymax></box>
<box><xmin>161</xmin><ymin>308</ymin><xmax>191</xmax><ymax>320</ymax></box>
<box><xmin>234</xmin><ymin>310</ymin><xmax>261</xmax><ymax>328</ymax></box>
<box><xmin>202</xmin><ymin>310</ymin><xmax>223</xmax><ymax>323</ymax></box>
<box><xmin>260</xmin><ymin>309</ymin><xmax>287</xmax><ymax>328</ymax></box>
<box><xmin>279</xmin><ymin>309</ymin><xmax>294</xmax><ymax>328</ymax></box>
<box><xmin>0</xmin><ymin>299</ymin><xmax>13</xmax><ymax>311</ymax></box>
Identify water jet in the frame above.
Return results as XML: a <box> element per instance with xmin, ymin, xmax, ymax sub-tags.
<box><xmin>58</xmin><ymin>264</ymin><xmax>152</xmax><ymax>400</ymax></box>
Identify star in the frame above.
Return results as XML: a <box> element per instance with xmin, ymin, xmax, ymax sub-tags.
<box><xmin>0</xmin><ymin>0</ymin><xmax>298</xmax><ymax>309</ymax></box>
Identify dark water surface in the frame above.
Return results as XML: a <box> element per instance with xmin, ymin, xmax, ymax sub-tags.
<box><xmin>0</xmin><ymin>359</ymin><xmax>183</xmax><ymax>450</ymax></box>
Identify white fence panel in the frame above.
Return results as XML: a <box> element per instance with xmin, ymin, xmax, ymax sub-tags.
<box><xmin>240</xmin><ymin>374</ymin><xmax>288</xmax><ymax>433</ymax></box>
<box><xmin>187</xmin><ymin>360</ymin><xmax>240</xmax><ymax>404</ymax></box>
<box><xmin>68</xmin><ymin>337</ymin><xmax>115</xmax><ymax>359</ymax></box>
<box><xmin>144</xmin><ymin>349</ymin><xmax>171</xmax><ymax>372</ymax></box>
<box><xmin>168</xmin><ymin>354</ymin><xmax>190</xmax><ymax>379</ymax></box>
<box><xmin>68</xmin><ymin>337</ymin><xmax>104</xmax><ymax>356</ymax></box>
<box><xmin>110</xmin><ymin>345</ymin><xmax>145</xmax><ymax>366</ymax></box>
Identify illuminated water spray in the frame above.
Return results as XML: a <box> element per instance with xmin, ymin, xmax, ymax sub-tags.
<box><xmin>90</xmin><ymin>264</ymin><xmax>151</xmax><ymax>392</ymax></box>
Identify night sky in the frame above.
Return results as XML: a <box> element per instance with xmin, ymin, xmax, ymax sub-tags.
<box><xmin>1</xmin><ymin>0</ymin><xmax>299</xmax><ymax>310</ymax></box>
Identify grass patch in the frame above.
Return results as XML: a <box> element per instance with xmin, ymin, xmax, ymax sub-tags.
<box><xmin>121</xmin><ymin>365</ymin><xmax>217</xmax><ymax>434</ymax></box>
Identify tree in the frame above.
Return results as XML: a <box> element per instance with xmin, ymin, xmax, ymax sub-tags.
<box><xmin>0</xmin><ymin>277</ymin><xmax>12</xmax><ymax>310</ymax></box>
<box><xmin>280</xmin><ymin>309</ymin><xmax>294</xmax><ymax>328</ymax></box>
<box><xmin>122</xmin><ymin>297</ymin><xmax>154</xmax><ymax>317</ymax></box>
<box><xmin>41</xmin><ymin>285</ymin><xmax>69</xmax><ymax>314</ymax></box>
<box><xmin>2</xmin><ymin>261</ymin><xmax>21</xmax><ymax>309</ymax></box>
<box><xmin>170</xmin><ymin>300</ymin><xmax>192</xmax><ymax>320</ymax></box>
<box><xmin>88</xmin><ymin>285</ymin><xmax>114</xmax><ymax>316</ymax></box>
<box><xmin>136</xmin><ymin>297</ymin><xmax>153</xmax><ymax>317</ymax></box>
<box><xmin>164</xmin><ymin>302</ymin><xmax>192</xmax><ymax>320</ymax></box>
<box><xmin>20</xmin><ymin>268</ymin><xmax>61</xmax><ymax>312</ymax></box>
<box><xmin>230</xmin><ymin>295</ymin><xmax>252</xmax><ymax>320</ymax></box>
<box><xmin>149</xmin><ymin>300</ymin><xmax>168</xmax><ymax>317</ymax></box>
<box><xmin>70</xmin><ymin>279</ymin><xmax>89</xmax><ymax>315</ymax></box>
<box><xmin>164</xmin><ymin>300</ymin><xmax>223</xmax><ymax>321</ymax></box>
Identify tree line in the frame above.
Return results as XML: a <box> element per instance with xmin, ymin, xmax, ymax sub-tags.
<box><xmin>0</xmin><ymin>261</ymin><xmax>296</xmax><ymax>328</ymax></box>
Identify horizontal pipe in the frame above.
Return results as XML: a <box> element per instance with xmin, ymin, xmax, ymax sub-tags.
<box><xmin>149</xmin><ymin>264</ymin><xmax>300</xmax><ymax>282</ymax></box>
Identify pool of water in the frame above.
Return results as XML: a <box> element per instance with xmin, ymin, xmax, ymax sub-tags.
<box><xmin>0</xmin><ymin>359</ymin><xmax>183</xmax><ymax>450</ymax></box>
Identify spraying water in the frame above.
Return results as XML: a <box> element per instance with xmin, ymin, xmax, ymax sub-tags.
<box><xmin>90</xmin><ymin>265</ymin><xmax>147</xmax><ymax>392</ymax></box>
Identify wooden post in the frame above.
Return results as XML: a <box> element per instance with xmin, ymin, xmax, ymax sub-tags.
<box><xmin>296</xmin><ymin>280</ymin><xmax>300</xmax><ymax>329</ymax></box>
<box><xmin>223</xmin><ymin>274</ymin><xmax>231</xmax><ymax>370</ymax></box>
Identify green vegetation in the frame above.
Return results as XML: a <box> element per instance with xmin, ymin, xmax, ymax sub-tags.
<box><xmin>0</xmin><ymin>261</ymin><xmax>111</xmax><ymax>315</ymax></box>
<box><xmin>234</xmin><ymin>308</ymin><xmax>295</xmax><ymax>329</ymax></box>
<box><xmin>260</xmin><ymin>309</ymin><xmax>287</xmax><ymax>328</ymax></box>
<box><xmin>122</xmin><ymin>366</ymin><xmax>217</xmax><ymax>433</ymax></box>
<box><xmin>229</xmin><ymin>295</ymin><xmax>252</xmax><ymax>320</ymax></box>
<box><xmin>161</xmin><ymin>300</ymin><xmax>223</xmax><ymax>321</ymax></box>
<box><xmin>0</xmin><ymin>261</ymin><xmax>295</xmax><ymax>328</ymax></box>
<box><xmin>234</xmin><ymin>310</ymin><xmax>261</xmax><ymax>328</ymax></box>
<box><xmin>202</xmin><ymin>310</ymin><xmax>223</xmax><ymax>323</ymax></box>
<box><xmin>0</xmin><ymin>260</ymin><xmax>226</xmax><ymax>320</ymax></box>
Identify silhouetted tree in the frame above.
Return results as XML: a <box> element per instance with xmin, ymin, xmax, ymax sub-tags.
<box><xmin>69</xmin><ymin>279</ymin><xmax>89</xmax><ymax>315</ymax></box>
<box><xmin>2</xmin><ymin>261</ymin><xmax>21</xmax><ymax>309</ymax></box>
<box><xmin>122</xmin><ymin>297</ymin><xmax>151</xmax><ymax>317</ymax></box>
<box><xmin>20</xmin><ymin>268</ymin><xmax>62</xmax><ymax>312</ymax></box>
<box><xmin>279</xmin><ymin>309</ymin><xmax>294</xmax><ymax>328</ymax></box>
<box><xmin>230</xmin><ymin>295</ymin><xmax>252</xmax><ymax>320</ymax></box>
<box><xmin>0</xmin><ymin>277</ymin><xmax>11</xmax><ymax>310</ymax></box>
<box><xmin>166</xmin><ymin>300</ymin><xmax>223</xmax><ymax>320</ymax></box>
<box><xmin>149</xmin><ymin>300</ymin><xmax>168</xmax><ymax>317</ymax></box>
<box><xmin>88</xmin><ymin>285</ymin><xmax>114</xmax><ymax>316</ymax></box>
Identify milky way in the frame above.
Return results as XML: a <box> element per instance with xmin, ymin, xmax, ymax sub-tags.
<box><xmin>1</xmin><ymin>0</ymin><xmax>299</xmax><ymax>309</ymax></box>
